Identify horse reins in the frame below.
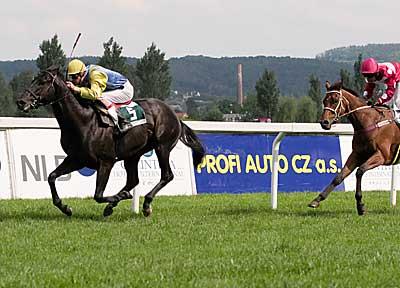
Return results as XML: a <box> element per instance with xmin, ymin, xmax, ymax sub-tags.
<box><xmin>24</xmin><ymin>71</ymin><xmax>68</xmax><ymax>108</ymax></box>
<box><xmin>324</xmin><ymin>89</ymin><xmax>394</xmax><ymax>133</ymax></box>
<box><xmin>324</xmin><ymin>90</ymin><xmax>372</xmax><ymax>121</ymax></box>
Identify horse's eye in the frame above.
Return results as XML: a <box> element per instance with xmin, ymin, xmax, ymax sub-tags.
<box><xmin>330</xmin><ymin>97</ymin><xmax>339</xmax><ymax>104</ymax></box>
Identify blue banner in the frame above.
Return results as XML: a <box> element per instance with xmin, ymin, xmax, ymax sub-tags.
<box><xmin>195</xmin><ymin>134</ymin><xmax>344</xmax><ymax>194</ymax></box>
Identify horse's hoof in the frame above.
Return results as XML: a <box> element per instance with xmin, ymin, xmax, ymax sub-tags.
<box><xmin>143</xmin><ymin>207</ymin><xmax>152</xmax><ymax>217</ymax></box>
<box><xmin>357</xmin><ymin>209</ymin><xmax>366</xmax><ymax>216</ymax></box>
<box><xmin>63</xmin><ymin>206</ymin><xmax>73</xmax><ymax>217</ymax></box>
<box><xmin>121</xmin><ymin>191</ymin><xmax>133</xmax><ymax>200</ymax></box>
<box><xmin>308</xmin><ymin>201</ymin><xmax>320</xmax><ymax>209</ymax></box>
<box><xmin>357</xmin><ymin>204</ymin><xmax>366</xmax><ymax>216</ymax></box>
<box><xmin>103</xmin><ymin>204</ymin><xmax>114</xmax><ymax>217</ymax></box>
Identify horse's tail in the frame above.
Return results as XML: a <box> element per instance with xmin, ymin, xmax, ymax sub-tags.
<box><xmin>179</xmin><ymin>121</ymin><xmax>205</xmax><ymax>167</ymax></box>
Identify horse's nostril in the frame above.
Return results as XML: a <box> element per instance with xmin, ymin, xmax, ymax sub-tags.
<box><xmin>321</xmin><ymin>120</ymin><xmax>330</xmax><ymax>125</ymax></box>
<box><xmin>16</xmin><ymin>99</ymin><xmax>28</xmax><ymax>110</ymax></box>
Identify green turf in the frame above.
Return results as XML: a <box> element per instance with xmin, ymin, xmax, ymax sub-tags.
<box><xmin>1</xmin><ymin>191</ymin><xmax>400</xmax><ymax>287</ymax></box>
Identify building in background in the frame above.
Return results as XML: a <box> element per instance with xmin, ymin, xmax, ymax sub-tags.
<box><xmin>237</xmin><ymin>63</ymin><xmax>244</xmax><ymax>107</ymax></box>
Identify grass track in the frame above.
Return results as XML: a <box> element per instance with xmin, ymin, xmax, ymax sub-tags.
<box><xmin>1</xmin><ymin>191</ymin><xmax>400</xmax><ymax>287</ymax></box>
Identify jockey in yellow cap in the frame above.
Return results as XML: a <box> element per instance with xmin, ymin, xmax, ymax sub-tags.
<box><xmin>66</xmin><ymin>59</ymin><xmax>134</xmax><ymax>132</ymax></box>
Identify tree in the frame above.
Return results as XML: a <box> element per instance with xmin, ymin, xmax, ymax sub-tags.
<box><xmin>353</xmin><ymin>53</ymin><xmax>364</xmax><ymax>95</ymax></box>
<box><xmin>202</xmin><ymin>104</ymin><xmax>224</xmax><ymax>121</ymax></box>
<box><xmin>36</xmin><ymin>34</ymin><xmax>66</xmax><ymax>71</ymax></box>
<box><xmin>255</xmin><ymin>69</ymin><xmax>279</xmax><ymax>120</ymax></box>
<box><xmin>296</xmin><ymin>96</ymin><xmax>318</xmax><ymax>123</ymax></box>
<box><xmin>308</xmin><ymin>74</ymin><xmax>322</xmax><ymax>121</ymax></box>
<box><xmin>276</xmin><ymin>96</ymin><xmax>297</xmax><ymax>122</ymax></box>
<box><xmin>340</xmin><ymin>69</ymin><xmax>352</xmax><ymax>88</ymax></box>
<box><xmin>185</xmin><ymin>98</ymin><xmax>201</xmax><ymax>120</ymax></box>
<box><xmin>241</xmin><ymin>93</ymin><xmax>261</xmax><ymax>121</ymax></box>
<box><xmin>217</xmin><ymin>98</ymin><xmax>240</xmax><ymax>114</ymax></box>
<box><xmin>9</xmin><ymin>70</ymin><xmax>34</xmax><ymax>95</ymax></box>
<box><xmin>0</xmin><ymin>72</ymin><xmax>16</xmax><ymax>116</ymax></box>
<box><xmin>135</xmin><ymin>43</ymin><xmax>172</xmax><ymax>100</ymax></box>
<box><xmin>97</xmin><ymin>37</ymin><xmax>128</xmax><ymax>75</ymax></box>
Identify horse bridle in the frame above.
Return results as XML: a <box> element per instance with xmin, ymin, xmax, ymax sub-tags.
<box><xmin>324</xmin><ymin>89</ymin><xmax>371</xmax><ymax>121</ymax></box>
<box><xmin>24</xmin><ymin>71</ymin><xmax>67</xmax><ymax>108</ymax></box>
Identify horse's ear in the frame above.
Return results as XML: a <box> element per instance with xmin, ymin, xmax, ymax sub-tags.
<box><xmin>325</xmin><ymin>81</ymin><xmax>331</xmax><ymax>89</ymax></box>
<box><xmin>46</xmin><ymin>65</ymin><xmax>61</xmax><ymax>75</ymax></box>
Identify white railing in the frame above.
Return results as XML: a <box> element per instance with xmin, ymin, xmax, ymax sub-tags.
<box><xmin>1</xmin><ymin>117</ymin><xmax>396</xmax><ymax>210</ymax></box>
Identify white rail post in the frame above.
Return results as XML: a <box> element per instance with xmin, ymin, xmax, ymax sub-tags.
<box><xmin>390</xmin><ymin>165</ymin><xmax>397</xmax><ymax>207</ymax></box>
<box><xmin>4</xmin><ymin>129</ymin><xmax>17</xmax><ymax>199</ymax></box>
<box><xmin>131</xmin><ymin>189</ymin><xmax>140</xmax><ymax>214</ymax></box>
<box><xmin>391</xmin><ymin>100</ymin><xmax>398</xmax><ymax>207</ymax></box>
<box><xmin>271</xmin><ymin>132</ymin><xmax>286</xmax><ymax>209</ymax></box>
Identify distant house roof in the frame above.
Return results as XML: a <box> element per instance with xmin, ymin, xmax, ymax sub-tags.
<box><xmin>223</xmin><ymin>113</ymin><xmax>242</xmax><ymax>122</ymax></box>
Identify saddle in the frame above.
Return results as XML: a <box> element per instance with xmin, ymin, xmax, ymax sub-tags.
<box><xmin>373</xmin><ymin>105</ymin><xmax>400</xmax><ymax>128</ymax></box>
<box><xmin>93</xmin><ymin>101</ymin><xmax>147</xmax><ymax>132</ymax></box>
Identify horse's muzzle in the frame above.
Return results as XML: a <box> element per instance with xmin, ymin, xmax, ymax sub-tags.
<box><xmin>16</xmin><ymin>99</ymin><xmax>31</xmax><ymax>112</ymax></box>
<box><xmin>320</xmin><ymin>119</ymin><xmax>332</xmax><ymax>130</ymax></box>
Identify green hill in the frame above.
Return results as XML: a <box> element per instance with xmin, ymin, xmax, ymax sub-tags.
<box><xmin>169</xmin><ymin>56</ymin><xmax>352</xmax><ymax>97</ymax></box>
<box><xmin>0</xmin><ymin>55</ymin><xmax>352</xmax><ymax>97</ymax></box>
<box><xmin>316</xmin><ymin>43</ymin><xmax>400</xmax><ymax>62</ymax></box>
<box><xmin>5</xmin><ymin>42</ymin><xmax>400</xmax><ymax>97</ymax></box>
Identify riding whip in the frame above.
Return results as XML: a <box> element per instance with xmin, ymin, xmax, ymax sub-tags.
<box><xmin>65</xmin><ymin>32</ymin><xmax>82</xmax><ymax>79</ymax></box>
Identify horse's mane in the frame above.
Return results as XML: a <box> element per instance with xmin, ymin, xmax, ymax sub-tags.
<box><xmin>329</xmin><ymin>81</ymin><xmax>361</xmax><ymax>98</ymax></box>
<box><xmin>43</xmin><ymin>65</ymin><xmax>94</xmax><ymax>109</ymax></box>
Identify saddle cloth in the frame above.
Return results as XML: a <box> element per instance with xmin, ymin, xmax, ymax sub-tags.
<box><xmin>116</xmin><ymin>101</ymin><xmax>147</xmax><ymax>127</ymax></box>
<box><xmin>94</xmin><ymin>101</ymin><xmax>147</xmax><ymax>128</ymax></box>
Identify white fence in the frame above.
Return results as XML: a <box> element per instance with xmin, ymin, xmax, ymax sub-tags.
<box><xmin>0</xmin><ymin>117</ymin><xmax>397</xmax><ymax>211</ymax></box>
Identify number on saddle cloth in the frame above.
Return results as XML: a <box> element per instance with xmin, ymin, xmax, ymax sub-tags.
<box><xmin>117</xmin><ymin>102</ymin><xmax>147</xmax><ymax>127</ymax></box>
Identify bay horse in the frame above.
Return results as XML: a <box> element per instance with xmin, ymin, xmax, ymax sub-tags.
<box><xmin>308</xmin><ymin>81</ymin><xmax>400</xmax><ymax>215</ymax></box>
<box><xmin>16</xmin><ymin>66</ymin><xmax>205</xmax><ymax>217</ymax></box>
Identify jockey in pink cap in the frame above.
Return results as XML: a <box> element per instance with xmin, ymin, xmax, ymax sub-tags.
<box><xmin>361</xmin><ymin>57</ymin><xmax>400</xmax><ymax>123</ymax></box>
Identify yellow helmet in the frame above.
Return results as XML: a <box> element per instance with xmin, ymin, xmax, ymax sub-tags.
<box><xmin>67</xmin><ymin>59</ymin><xmax>86</xmax><ymax>75</ymax></box>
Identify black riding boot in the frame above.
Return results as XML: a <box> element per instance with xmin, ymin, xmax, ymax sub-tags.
<box><xmin>118</xmin><ymin>118</ymin><xmax>132</xmax><ymax>134</ymax></box>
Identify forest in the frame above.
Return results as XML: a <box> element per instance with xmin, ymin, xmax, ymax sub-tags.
<box><xmin>1</xmin><ymin>37</ymin><xmax>398</xmax><ymax>122</ymax></box>
<box><xmin>0</xmin><ymin>55</ymin><xmax>352</xmax><ymax>97</ymax></box>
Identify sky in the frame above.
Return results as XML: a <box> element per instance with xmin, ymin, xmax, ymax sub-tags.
<box><xmin>1</xmin><ymin>0</ymin><xmax>400</xmax><ymax>61</ymax></box>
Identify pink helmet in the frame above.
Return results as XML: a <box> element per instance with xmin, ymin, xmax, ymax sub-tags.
<box><xmin>361</xmin><ymin>58</ymin><xmax>378</xmax><ymax>74</ymax></box>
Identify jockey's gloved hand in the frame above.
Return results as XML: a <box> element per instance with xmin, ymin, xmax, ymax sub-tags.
<box><xmin>362</xmin><ymin>92</ymin><xmax>372</xmax><ymax>104</ymax></box>
<box><xmin>66</xmin><ymin>81</ymin><xmax>81</xmax><ymax>94</ymax></box>
<box><xmin>367</xmin><ymin>99</ymin><xmax>375</xmax><ymax>106</ymax></box>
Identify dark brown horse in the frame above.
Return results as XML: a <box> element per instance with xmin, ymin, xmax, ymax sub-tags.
<box><xmin>308</xmin><ymin>81</ymin><xmax>400</xmax><ymax>215</ymax></box>
<box><xmin>16</xmin><ymin>66</ymin><xmax>205</xmax><ymax>217</ymax></box>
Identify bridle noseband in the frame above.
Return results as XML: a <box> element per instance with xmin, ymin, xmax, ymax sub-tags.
<box><xmin>323</xmin><ymin>89</ymin><xmax>371</xmax><ymax>121</ymax></box>
<box><xmin>323</xmin><ymin>90</ymin><xmax>345</xmax><ymax>122</ymax></box>
<box><xmin>24</xmin><ymin>71</ymin><xmax>66</xmax><ymax>108</ymax></box>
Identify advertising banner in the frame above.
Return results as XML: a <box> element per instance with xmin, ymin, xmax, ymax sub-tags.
<box><xmin>11</xmin><ymin>129</ymin><xmax>194</xmax><ymax>199</ymax></box>
<box><xmin>0</xmin><ymin>131</ymin><xmax>11</xmax><ymax>199</ymax></box>
<box><xmin>195</xmin><ymin>134</ymin><xmax>344</xmax><ymax>194</ymax></box>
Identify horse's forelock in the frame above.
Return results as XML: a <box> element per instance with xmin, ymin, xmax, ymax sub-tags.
<box><xmin>46</xmin><ymin>64</ymin><xmax>60</xmax><ymax>72</ymax></box>
<box><xmin>329</xmin><ymin>81</ymin><xmax>343</xmax><ymax>91</ymax></box>
<box><xmin>39</xmin><ymin>65</ymin><xmax>65</xmax><ymax>80</ymax></box>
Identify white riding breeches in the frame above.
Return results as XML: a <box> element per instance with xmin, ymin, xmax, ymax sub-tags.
<box><xmin>99</xmin><ymin>80</ymin><xmax>134</xmax><ymax>104</ymax></box>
